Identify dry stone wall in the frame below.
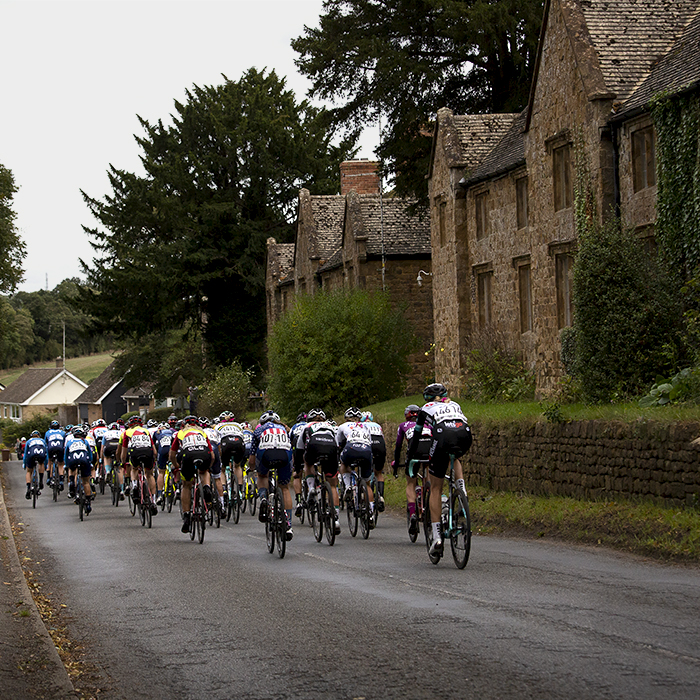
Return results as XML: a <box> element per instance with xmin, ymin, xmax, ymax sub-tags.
<box><xmin>382</xmin><ymin>418</ymin><xmax>700</xmax><ymax>507</ymax></box>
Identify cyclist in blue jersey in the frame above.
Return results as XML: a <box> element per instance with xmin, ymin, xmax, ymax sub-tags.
<box><xmin>250</xmin><ymin>411</ymin><xmax>294</xmax><ymax>540</ymax></box>
<box><xmin>289</xmin><ymin>412</ymin><xmax>308</xmax><ymax>517</ymax></box>
<box><xmin>23</xmin><ymin>431</ymin><xmax>47</xmax><ymax>499</ymax></box>
<box><xmin>64</xmin><ymin>426</ymin><xmax>96</xmax><ymax>513</ymax></box>
<box><xmin>44</xmin><ymin>420</ymin><xmax>66</xmax><ymax>492</ymax></box>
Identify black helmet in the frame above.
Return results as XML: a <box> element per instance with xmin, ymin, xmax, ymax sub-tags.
<box><xmin>72</xmin><ymin>426</ymin><xmax>86</xmax><ymax>438</ymax></box>
<box><xmin>423</xmin><ymin>383</ymin><xmax>448</xmax><ymax>402</ymax></box>
<box><xmin>296</xmin><ymin>412</ymin><xmax>308</xmax><ymax>423</ymax></box>
<box><xmin>49</xmin><ymin>420</ymin><xmax>60</xmax><ymax>430</ymax></box>
<box><xmin>404</xmin><ymin>404</ymin><xmax>421</xmax><ymax>418</ymax></box>
<box><xmin>344</xmin><ymin>407</ymin><xmax>362</xmax><ymax>421</ymax></box>
<box><xmin>184</xmin><ymin>415</ymin><xmax>198</xmax><ymax>424</ymax></box>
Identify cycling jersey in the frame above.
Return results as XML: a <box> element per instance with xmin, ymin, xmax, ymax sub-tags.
<box><xmin>171</xmin><ymin>425</ymin><xmax>213</xmax><ymax>480</ymax></box>
<box><xmin>64</xmin><ymin>437</ymin><xmax>94</xmax><ymax>478</ymax></box>
<box><xmin>101</xmin><ymin>429</ymin><xmax>121</xmax><ymax>458</ymax></box>
<box><xmin>289</xmin><ymin>420</ymin><xmax>307</xmax><ymax>474</ymax></box>
<box><xmin>336</xmin><ymin>421</ymin><xmax>373</xmax><ymax>479</ymax></box>
<box><xmin>252</xmin><ymin>421</ymin><xmax>292</xmax><ymax>484</ymax></box>
<box><xmin>394</xmin><ymin>420</ymin><xmax>433</xmax><ymax>467</ymax></box>
<box><xmin>298</xmin><ymin>421</ymin><xmax>338</xmax><ymax>476</ymax></box>
<box><xmin>365</xmin><ymin>419</ymin><xmax>387</xmax><ymax>471</ymax></box>
<box><xmin>408</xmin><ymin>399</ymin><xmax>472</xmax><ymax>479</ymax></box>
<box><xmin>217</xmin><ymin>421</ymin><xmax>246</xmax><ymax>468</ymax></box>
<box><xmin>23</xmin><ymin>437</ymin><xmax>47</xmax><ymax>470</ymax></box>
<box><xmin>45</xmin><ymin>428</ymin><xmax>66</xmax><ymax>460</ymax></box>
<box><xmin>123</xmin><ymin>426</ymin><xmax>156</xmax><ymax>470</ymax></box>
<box><xmin>154</xmin><ymin>428</ymin><xmax>174</xmax><ymax>469</ymax></box>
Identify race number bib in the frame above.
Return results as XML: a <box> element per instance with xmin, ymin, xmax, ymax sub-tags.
<box><xmin>218</xmin><ymin>423</ymin><xmax>242</xmax><ymax>437</ymax></box>
<box><xmin>130</xmin><ymin>433</ymin><xmax>151</xmax><ymax>449</ymax></box>
<box><xmin>159</xmin><ymin>435</ymin><xmax>172</xmax><ymax>448</ymax></box>
<box><xmin>259</xmin><ymin>427</ymin><xmax>291</xmax><ymax>450</ymax></box>
<box><xmin>182</xmin><ymin>432</ymin><xmax>208</xmax><ymax>450</ymax></box>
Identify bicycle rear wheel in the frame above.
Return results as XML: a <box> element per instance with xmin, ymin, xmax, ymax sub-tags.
<box><xmin>359</xmin><ymin>481</ymin><xmax>371</xmax><ymax>539</ymax></box>
<box><xmin>250</xmin><ymin>484</ymin><xmax>258</xmax><ymax>517</ymax></box>
<box><xmin>407</xmin><ymin>505</ymin><xmax>418</xmax><ymax>542</ymax></box>
<box><xmin>197</xmin><ymin>501</ymin><xmax>205</xmax><ymax>543</ymax></box>
<box><xmin>423</xmin><ymin>483</ymin><xmax>440</xmax><ymax>564</ymax></box>
<box><xmin>265</xmin><ymin>501</ymin><xmax>275</xmax><ymax>553</ymax></box>
<box><xmin>145</xmin><ymin>502</ymin><xmax>152</xmax><ymax>528</ymax></box>
<box><xmin>52</xmin><ymin>465</ymin><xmax>59</xmax><ymax>502</ymax></box>
<box><xmin>322</xmin><ymin>482</ymin><xmax>335</xmax><ymax>546</ymax></box>
<box><xmin>232</xmin><ymin>488</ymin><xmax>241</xmax><ymax>524</ymax></box>
<box><xmin>32</xmin><ymin>472</ymin><xmax>38</xmax><ymax>509</ymax></box>
<box><xmin>300</xmin><ymin>481</ymin><xmax>308</xmax><ymax>525</ymax></box>
<box><xmin>347</xmin><ymin>486</ymin><xmax>358</xmax><ymax>537</ymax></box>
<box><xmin>450</xmin><ymin>489</ymin><xmax>471</xmax><ymax>569</ymax></box>
<box><xmin>311</xmin><ymin>491</ymin><xmax>322</xmax><ymax>542</ymax></box>
<box><xmin>78</xmin><ymin>491</ymin><xmax>84</xmax><ymax>522</ymax></box>
<box><xmin>274</xmin><ymin>487</ymin><xmax>286</xmax><ymax>559</ymax></box>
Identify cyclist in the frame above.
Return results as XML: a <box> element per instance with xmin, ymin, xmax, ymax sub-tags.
<box><xmin>201</xmin><ymin>417</ymin><xmax>226</xmax><ymax>515</ymax></box>
<box><xmin>250</xmin><ymin>411</ymin><xmax>294</xmax><ymax>541</ymax></box>
<box><xmin>336</xmin><ymin>407</ymin><xmax>375</xmax><ymax>521</ymax></box>
<box><xmin>406</xmin><ymin>383</ymin><xmax>472</xmax><ymax>557</ymax></box>
<box><xmin>23</xmin><ymin>430</ymin><xmax>47</xmax><ymax>499</ymax></box>
<box><xmin>101</xmin><ymin>422</ymin><xmax>124</xmax><ymax>500</ymax></box>
<box><xmin>44</xmin><ymin>420</ymin><xmax>66</xmax><ymax>492</ymax></box>
<box><xmin>297</xmin><ymin>409</ymin><xmax>341</xmax><ymax>534</ymax></box>
<box><xmin>64</xmin><ymin>426</ymin><xmax>95</xmax><ymax>513</ymax></box>
<box><xmin>362</xmin><ymin>411</ymin><xmax>387</xmax><ymax>513</ymax></box>
<box><xmin>168</xmin><ymin>415</ymin><xmax>215</xmax><ymax>534</ymax></box>
<box><xmin>392</xmin><ymin>404</ymin><xmax>432</xmax><ymax>535</ymax></box>
<box><xmin>288</xmin><ymin>412</ymin><xmax>308</xmax><ymax>518</ymax></box>
<box><xmin>216</xmin><ymin>411</ymin><xmax>246</xmax><ymax>507</ymax></box>
<box><xmin>119</xmin><ymin>416</ymin><xmax>158</xmax><ymax>516</ymax></box>
<box><xmin>153</xmin><ymin>422</ymin><xmax>175</xmax><ymax>506</ymax></box>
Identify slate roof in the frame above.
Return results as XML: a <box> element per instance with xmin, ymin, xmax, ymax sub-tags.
<box><xmin>75</xmin><ymin>361</ymin><xmax>120</xmax><ymax>404</ymax></box>
<box><xmin>309</xmin><ymin>195</ymin><xmax>346</xmax><ymax>260</ymax></box>
<box><xmin>579</xmin><ymin>0</ymin><xmax>699</xmax><ymax>104</ymax></box>
<box><xmin>452</xmin><ymin>114</ymin><xmax>520</xmax><ymax>171</ymax></box>
<box><xmin>464</xmin><ymin>110</ymin><xmax>528</xmax><ymax>186</ymax></box>
<box><xmin>0</xmin><ymin>368</ymin><xmax>69</xmax><ymax>404</ymax></box>
<box><xmin>613</xmin><ymin>8</ymin><xmax>700</xmax><ymax>118</ymax></box>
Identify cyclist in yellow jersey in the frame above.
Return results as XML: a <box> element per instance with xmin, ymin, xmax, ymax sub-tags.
<box><xmin>118</xmin><ymin>415</ymin><xmax>158</xmax><ymax>515</ymax></box>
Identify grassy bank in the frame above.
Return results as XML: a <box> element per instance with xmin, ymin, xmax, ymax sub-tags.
<box><xmin>0</xmin><ymin>352</ymin><xmax>115</xmax><ymax>387</ymax></box>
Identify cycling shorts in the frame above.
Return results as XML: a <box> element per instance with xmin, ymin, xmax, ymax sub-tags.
<box><xmin>255</xmin><ymin>448</ymin><xmax>292</xmax><ymax>485</ymax></box>
<box><xmin>428</xmin><ymin>422</ymin><xmax>472</xmax><ymax>479</ymax></box>
<box><xmin>128</xmin><ymin>447</ymin><xmax>154</xmax><ymax>471</ymax></box>
<box><xmin>371</xmin><ymin>437</ymin><xmax>386</xmax><ymax>472</ymax></box>
<box><xmin>179</xmin><ymin>448</ymin><xmax>211</xmax><ymax>481</ymax></box>
<box><xmin>66</xmin><ymin>456</ymin><xmax>92</xmax><ymax>479</ymax></box>
<box><xmin>24</xmin><ymin>453</ymin><xmax>46</xmax><ymax>470</ymax></box>
<box><xmin>220</xmin><ymin>437</ymin><xmax>245</xmax><ymax>468</ymax></box>
<box><xmin>292</xmin><ymin>447</ymin><xmax>305</xmax><ymax>475</ymax></box>
<box><xmin>47</xmin><ymin>446</ymin><xmax>64</xmax><ymax>461</ymax></box>
<box><xmin>103</xmin><ymin>442</ymin><xmax>119</xmax><ymax>458</ymax></box>
<box><xmin>210</xmin><ymin>445</ymin><xmax>222</xmax><ymax>477</ymax></box>
<box><xmin>340</xmin><ymin>444</ymin><xmax>373</xmax><ymax>480</ymax></box>
<box><xmin>305</xmin><ymin>441</ymin><xmax>339</xmax><ymax>478</ymax></box>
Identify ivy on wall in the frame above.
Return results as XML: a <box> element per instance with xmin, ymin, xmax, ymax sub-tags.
<box><xmin>651</xmin><ymin>91</ymin><xmax>700</xmax><ymax>282</ymax></box>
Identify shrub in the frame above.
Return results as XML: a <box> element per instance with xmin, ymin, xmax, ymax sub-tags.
<box><xmin>1</xmin><ymin>413</ymin><xmax>57</xmax><ymax>446</ymax></box>
<box><xmin>267</xmin><ymin>288</ymin><xmax>415</xmax><ymax>418</ymax></box>
<box><xmin>462</xmin><ymin>327</ymin><xmax>535</xmax><ymax>402</ymax></box>
<box><xmin>573</xmin><ymin>216</ymin><xmax>682</xmax><ymax>402</ymax></box>
<box><xmin>197</xmin><ymin>360</ymin><xmax>252</xmax><ymax>419</ymax></box>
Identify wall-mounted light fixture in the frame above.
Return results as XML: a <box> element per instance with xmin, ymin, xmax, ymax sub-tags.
<box><xmin>417</xmin><ymin>269</ymin><xmax>432</xmax><ymax>287</ymax></box>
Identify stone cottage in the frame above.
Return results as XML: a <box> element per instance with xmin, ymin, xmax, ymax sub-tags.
<box><xmin>428</xmin><ymin>0</ymin><xmax>700</xmax><ymax>395</ymax></box>
<box><xmin>266</xmin><ymin>160</ymin><xmax>434</xmax><ymax>390</ymax></box>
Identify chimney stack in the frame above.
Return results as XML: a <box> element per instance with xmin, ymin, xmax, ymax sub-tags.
<box><xmin>340</xmin><ymin>160</ymin><xmax>380</xmax><ymax>195</ymax></box>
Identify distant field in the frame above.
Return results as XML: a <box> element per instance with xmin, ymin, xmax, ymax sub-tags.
<box><xmin>0</xmin><ymin>352</ymin><xmax>115</xmax><ymax>387</ymax></box>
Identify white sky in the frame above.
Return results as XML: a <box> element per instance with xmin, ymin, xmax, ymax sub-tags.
<box><xmin>1</xmin><ymin>0</ymin><xmax>378</xmax><ymax>293</ymax></box>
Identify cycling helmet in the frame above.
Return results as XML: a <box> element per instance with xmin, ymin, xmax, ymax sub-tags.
<box><xmin>212</xmin><ymin>416</ymin><xmax>220</xmax><ymax>425</ymax></box>
<box><xmin>49</xmin><ymin>420</ymin><xmax>60</xmax><ymax>430</ymax></box>
<box><xmin>184</xmin><ymin>415</ymin><xmax>198</xmax><ymax>424</ymax></box>
<box><xmin>404</xmin><ymin>404</ymin><xmax>421</xmax><ymax>420</ymax></box>
<box><xmin>116</xmin><ymin>418</ymin><xmax>125</xmax><ymax>426</ymax></box>
<box><xmin>361</xmin><ymin>411</ymin><xmax>374</xmax><ymax>422</ymax></box>
<box><xmin>167</xmin><ymin>414</ymin><xmax>178</xmax><ymax>426</ymax></box>
<box><xmin>109</xmin><ymin>422</ymin><xmax>119</xmax><ymax>430</ymax></box>
<box><xmin>199</xmin><ymin>416</ymin><xmax>210</xmax><ymax>427</ymax></box>
<box><xmin>30</xmin><ymin>430</ymin><xmax>41</xmax><ymax>437</ymax></box>
<box><xmin>259</xmin><ymin>410</ymin><xmax>273</xmax><ymax>424</ymax></box>
<box><xmin>270</xmin><ymin>412</ymin><xmax>281</xmax><ymax>423</ymax></box>
<box><xmin>72</xmin><ymin>426</ymin><xmax>86</xmax><ymax>438</ymax></box>
<box><xmin>307</xmin><ymin>408</ymin><xmax>326</xmax><ymax>421</ymax></box>
<box><xmin>176</xmin><ymin>420</ymin><xmax>185</xmax><ymax>430</ymax></box>
<box><xmin>344</xmin><ymin>407</ymin><xmax>362</xmax><ymax>421</ymax></box>
<box><xmin>423</xmin><ymin>382</ymin><xmax>448</xmax><ymax>402</ymax></box>
<box><xmin>146</xmin><ymin>419</ymin><xmax>157</xmax><ymax>428</ymax></box>
<box><xmin>96</xmin><ymin>419</ymin><xmax>106</xmax><ymax>427</ymax></box>
<box><xmin>296</xmin><ymin>412</ymin><xmax>307</xmax><ymax>423</ymax></box>
<box><xmin>64</xmin><ymin>424</ymin><xmax>73</xmax><ymax>433</ymax></box>
<box><xmin>219</xmin><ymin>410</ymin><xmax>234</xmax><ymax>422</ymax></box>
<box><xmin>127</xmin><ymin>416</ymin><xmax>142</xmax><ymax>427</ymax></box>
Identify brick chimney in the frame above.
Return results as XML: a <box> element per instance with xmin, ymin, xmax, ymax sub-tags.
<box><xmin>340</xmin><ymin>160</ymin><xmax>380</xmax><ymax>195</ymax></box>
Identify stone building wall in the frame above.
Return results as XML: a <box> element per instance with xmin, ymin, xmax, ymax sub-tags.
<box><xmin>384</xmin><ymin>417</ymin><xmax>700</xmax><ymax>507</ymax></box>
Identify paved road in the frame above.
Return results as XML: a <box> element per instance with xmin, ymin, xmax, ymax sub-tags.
<box><xmin>4</xmin><ymin>461</ymin><xmax>700</xmax><ymax>700</ymax></box>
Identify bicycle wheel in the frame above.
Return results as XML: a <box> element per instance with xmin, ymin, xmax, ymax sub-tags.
<box><xmin>337</xmin><ymin>477</ymin><xmax>345</xmax><ymax>511</ymax></box>
<box><xmin>240</xmin><ymin>482</ymin><xmax>248</xmax><ymax>513</ymax></box>
<box><xmin>189</xmin><ymin>496</ymin><xmax>196</xmax><ymax>541</ymax></box>
<box><xmin>99</xmin><ymin>472</ymin><xmax>106</xmax><ymax>495</ymax></box>
<box><xmin>197</xmin><ymin>499</ymin><xmax>206</xmax><ymax>544</ymax></box>
<box><xmin>423</xmin><ymin>484</ymin><xmax>440</xmax><ymax>564</ymax></box>
<box><xmin>407</xmin><ymin>505</ymin><xmax>418</xmax><ymax>543</ymax></box>
<box><xmin>300</xmin><ymin>481</ymin><xmax>309</xmax><ymax>525</ymax></box>
<box><xmin>274</xmin><ymin>487</ymin><xmax>286</xmax><ymax>559</ymax></box>
<box><xmin>347</xmin><ymin>486</ymin><xmax>358</xmax><ymax>537</ymax></box>
<box><xmin>52</xmin><ymin>465</ymin><xmax>59</xmax><ymax>502</ymax></box>
<box><xmin>232</xmin><ymin>489</ymin><xmax>241</xmax><ymax>524</ymax></box>
<box><xmin>214</xmin><ymin>496</ymin><xmax>221</xmax><ymax>528</ymax></box>
<box><xmin>322</xmin><ymin>481</ymin><xmax>335</xmax><ymax>546</ymax></box>
<box><xmin>32</xmin><ymin>472</ymin><xmax>38</xmax><ymax>509</ymax></box>
<box><xmin>250</xmin><ymin>484</ymin><xmax>258</xmax><ymax>517</ymax></box>
<box><xmin>311</xmin><ymin>490</ymin><xmax>322</xmax><ymax>542</ymax></box>
<box><xmin>358</xmin><ymin>481</ymin><xmax>371</xmax><ymax>540</ymax></box>
<box><xmin>265</xmin><ymin>498</ymin><xmax>275</xmax><ymax>553</ymax></box>
<box><xmin>450</xmin><ymin>489</ymin><xmax>471</xmax><ymax>569</ymax></box>
<box><xmin>145</xmin><ymin>501</ymin><xmax>153</xmax><ymax>528</ymax></box>
<box><xmin>78</xmin><ymin>490</ymin><xmax>84</xmax><ymax>522</ymax></box>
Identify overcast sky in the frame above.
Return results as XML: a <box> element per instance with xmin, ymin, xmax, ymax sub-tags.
<box><xmin>1</xmin><ymin>0</ymin><xmax>378</xmax><ymax>293</ymax></box>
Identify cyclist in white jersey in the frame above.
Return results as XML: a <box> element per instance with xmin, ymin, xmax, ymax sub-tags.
<box><xmin>336</xmin><ymin>407</ymin><xmax>375</xmax><ymax>519</ymax></box>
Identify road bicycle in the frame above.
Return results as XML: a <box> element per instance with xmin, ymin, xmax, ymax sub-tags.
<box><xmin>400</xmin><ymin>458</ymin><xmax>429</xmax><ymax>543</ymax></box>
<box><xmin>162</xmin><ymin>463</ymin><xmax>177</xmax><ymax>513</ymax></box>
<box><xmin>263</xmin><ymin>463</ymin><xmax>287</xmax><ymax>559</ymax></box>
<box><xmin>48</xmin><ymin>455</ymin><xmax>61</xmax><ymax>502</ymax></box>
<box><xmin>132</xmin><ymin>461</ymin><xmax>155</xmax><ymax>529</ymax></box>
<box><xmin>344</xmin><ymin>461</ymin><xmax>372</xmax><ymax>540</ymax></box>
<box><xmin>422</xmin><ymin>453</ymin><xmax>471</xmax><ymax>569</ymax></box>
<box><xmin>29</xmin><ymin>462</ymin><xmax>41</xmax><ymax>509</ymax></box>
<box><xmin>96</xmin><ymin>460</ymin><xmax>107</xmax><ymax>495</ymax></box>
<box><xmin>308</xmin><ymin>462</ymin><xmax>336</xmax><ymax>546</ymax></box>
<box><xmin>226</xmin><ymin>465</ymin><xmax>241</xmax><ymax>524</ymax></box>
<box><xmin>107</xmin><ymin>465</ymin><xmax>120</xmax><ymax>506</ymax></box>
<box><xmin>241</xmin><ymin>463</ymin><xmax>257</xmax><ymax>516</ymax></box>
<box><xmin>75</xmin><ymin>474</ymin><xmax>90</xmax><ymax>521</ymax></box>
<box><xmin>188</xmin><ymin>459</ymin><xmax>208</xmax><ymax>544</ymax></box>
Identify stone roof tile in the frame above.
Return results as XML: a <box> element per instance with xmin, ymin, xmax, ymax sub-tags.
<box><xmin>75</xmin><ymin>361</ymin><xmax>120</xmax><ymax>404</ymax></box>
<box><xmin>0</xmin><ymin>368</ymin><xmax>64</xmax><ymax>404</ymax></box>
<box><xmin>358</xmin><ymin>196</ymin><xmax>431</xmax><ymax>257</ymax></box>
<box><xmin>452</xmin><ymin>113</ymin><xmax>520</xmax><ymax>170</ymax></box>
<box><xmin>310</xmin><ymin>195</ymin><xmax>345</xmax><ymax>259</ymax></box>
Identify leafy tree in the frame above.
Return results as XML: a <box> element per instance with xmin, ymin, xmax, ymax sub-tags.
<box><xmin>81</xmin><ymin>68</ymin><xmax>357</xmax><ymax>381</ymax></box>
<box><xmin>0</xmin><ymin>163</ymin><xmax>26</xmax><ymax>293</ymax></box>
<box><xmin>0</xmin><ymin>296</ymin><xmax>35</xmax><ymax>368</ymax></box>
<box><xmin>197</xmin><ymin>361</ymin><xmax>253</xmax><ymax>419</ymax></box>
<box><xmin>292</xmin><ymin>0</ymin><xmax>543</xmax><ymax>201</ymax></box>
<box><xmin>267</xmin><ymin>288</ymin><xmax>415</xmax><ymax>418</ymax></box>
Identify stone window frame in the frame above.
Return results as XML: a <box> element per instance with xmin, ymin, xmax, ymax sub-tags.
<box><xmin>433</xmin><ymin>194</ymin><xmax>448</xmax><ymax>248</ymax></box>
<box><xmin>549</xmin><ymin>240</ymin><xmax>577</xmax><ymax>329</ymax></box>
<box><xmin>546</xmin><ymin>130</ymin><xmax>573</xmax><ymax>212</ymax></box>
<box><xmin>515</xmin><ymin>174</ymin><xmax>529</xmax><ymax>230</ymax></box>
<box><xmin>513</xmin><ymin>254</ymin><xmax>533</xmax><ymax>333</ymax></box>
<box><xmin>630</xmin><ymin>122</ymin><xmax>656</xmax><ymax>192</ymax></box>
<box><xmin>472</xmin><ymin>261</ymin><xmax>494</xmax><ymax>328</ymax></box>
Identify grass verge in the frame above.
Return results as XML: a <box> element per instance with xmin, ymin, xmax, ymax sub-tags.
<box><xmin>0</xmin><ymin>352</ymin><xmax>115</xmax><ymax>387</ymax></box>
<box><xmin>381</xmin><ymin>474</ymin><xmax>700</xmax><ymax>563</ymax></box>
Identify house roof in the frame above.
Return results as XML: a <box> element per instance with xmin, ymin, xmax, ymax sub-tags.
<box><xmin>0</xmin><ymin>368</ymin><xmax>86</xmax><ymax>405</ymax></box>
<box><xmin>75</xmin><ymin>361</ymin><xmax>121</xmax><ymax>405</ymax></box>
<box><xmin>309</xmin><ymin>194</ymin><xmax>346</xmax><ymax>261</ymax></box>
<box><xmin>122</xmin><ymin>384</ymin><xmax>154</xmax><ymax>400</ymax></box>
<box><xmin>613</xmin><ymin>8</ymin><xmax>700</xmax><ymax>119</ymax></box>
<box><xmin>463</xmin><ymin>110</ymin><xmax>528</xmax><ymax>186</ymax></box>
<box><xmin>579</xmin><ymin>0</ymin><xmax>699</xmax><ymax>105</ymax></box>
